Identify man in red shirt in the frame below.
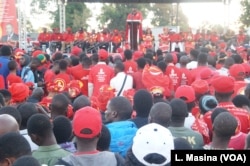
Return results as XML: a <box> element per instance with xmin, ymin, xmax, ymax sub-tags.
<box><xmin>169</xmin><ymin>30</ymin><xmax>183</xmax><ymax>52</ymax></box>
<box><xmin>132</xmin><ymin>57</ymin><xmax>146</xmax><ymax>91</ymax></box>
<box><xmin>203</xmin><ymin>76</ymin><xmax>250</xmax><ymax>134</ymax></box>
<box><xmin>7</xmin><ymin>60</ymin><xmax>22</xmax><ymax>87</ymax></box>
<box><xmin>111</xmin><ymin>29</ymin><xmax>122</xmax><ymax>53</ymax></box>
<box><xmin>179</xmin><ymin>56</ymin><xmax>192</xmax><ymax>86</ymax></box>
<box><xmin>44</xmin><ymin>60</ymin><xmax>60</xmax><ymax>88</ymax></box>
<box><xmin>98</xmin><ymin>29</ymin><xmax>110</xmax><ymax>51</ymax></box>
<box><xmin>38</xmin><ymin>28</ymin><xmax>51</xmax><ymax>49</ymax></box>
<box><xmin>50</xmin><ymin>28</ymin><xmax>63</xmax><ymax>51</ymax></box>
<box><xmin>88</xmin><ymin>49</ymin><xmax>114</xmax><ymax>97</ymax></box>
<box><xmin>62</xmin><ymin>27</ymin><xmax>74</xmax><ymax>53</ymax></box>
<box><xmin>123</xmin><ymin>49</ymin><xmax>137</xmax><ymax>74</ymax></box>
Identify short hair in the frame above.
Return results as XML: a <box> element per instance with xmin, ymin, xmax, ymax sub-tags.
<box><xmin>0</xmin><ymin>132</ymin><xmax>31</xmax><ymax>162</ymax></box>
<box><xmin>44</xmin><ymin>54</ymin><xmax>50</xmax><ymax>62</ymax></box>
<box><xmin>0</xmin><ymin>45</ymin><xmax>12</xmax><ymax>56</ymax></box>
<box><xmin>0</xmin><ymin>93</ymin><xmax>4</xmax><ymax>107</ymax></box>
<box><xmin>59</xmin><ymin>59</ymin><xmax>68</xmax><ymax>70</ymax></box>
<box><xmin>231</xmin><ymin>54</ymin><xmax>243</xmax><ymax>64</ymax></box>
<box><xmin>91</xmin><ymin>53</ymin><xmax>99</xmax><ymax>63</ymax></box>
<box><xmin>174</xmin><ymin>137</ymin><xmax>192</xmax><ymax>150</ymax></box>
<box><xmin>145</xmin><ymin>51</ymin><xmax>154</xmax><ymax>60</ymax></box>
<box><xmin>149</xmin><ymin>102</ymin><xmax>172</xmax><ymax>128</ymax></box>
<box><xmin>97</xmin><ymin>125</ymin><xmax>111</xmax><ymax>151</ymax></box>
<box><xmin>124</xmin><ymin>49</ymin><xmax>133</xmax><ymax>60</ymax></box>
<box><xmin>82</xmin><ymin>56</ymin><xmax>92</xmax><ymax>67</ymax></box>
<box><xmin>136</xmin><ymin>58</ymin><xmax>146</xmax><ymax>69</ymax></box>
<box><xmin>27</xmin><ymin>114</ymin><xmax>52</xmax><ymax>137</ymax></box>
<box><xmin>133</xmin><ymin>89</ymin><xmax>153</xmax><ymax>117</ymax></box>
<box><xmin>211</xmin><ymin>107</ymin><xmax>229</xmax><ymax>124</ymax></box>
<box><xmin>114</xmin><ymin>61</ymin><xmax>125</xmax><ymax>72</ymax></box>
<box><xmin>0</xmin><ymin>106</ymin><xmax>22</xmax><ymax>127</ymax></box>
<box><xmin>207</xmin><ymin>56</ymin><xmax>216</xmax><ymax>68</ymax></box>
<box><xmin>0</xmin><ymin>89</ymin><xmax>11</xmax><ymax>103</ymax></box>
<box><xmin>213</xmin><ymin>112</ymin><xmax>237</xmax><ymax>139</ymax></box>
<box><xmin>51</xmin><ymin>94</ymin><xmax>69</xmax><ymax>115</ymax></box>
<box><xmin>156</xmin><ymin>49</ymin><xmax>163</xmax><ymax>56</ymax></box>
<box><xmin>8</xmin><ymin>60</ymin><xmax>17</xmax><ymax>71</ymax></box>
<box><xmin>232</xmin><ymin>95</ymin><xmax>250</xmax><ymax>108</ymax></box>
<box><xmin>180</xmin><ymin>56</ymin><xmax>189</xmax><ymax>66</ymax></box>
<box><xmin>72</xmin><ymin>95</ymin><xmax>91</xmax><ymax>112</ymax></box>
<box><xmin>17</xmin><ymin>102</ymin><xmax>38</xmax><ymax>129</ymax></box>
<box><xmin>52</xmin><ymin>52</ymin><xmax>63</xmax><ymax>61</ymax></box>
<box><xmin>31</xmin><ymin>87</ymin><xmax>44</xmax><ymax>99</ymax></box>
<box><xmin>197</xmin><ymin>53</ymin><xmax>208</xmax><ymax>64</ymax></box>
<box><xmin>109</xmin><ymin>97</ymin><xmax>133</xmax><ymax>120</ymax></box>
<box><xmin>70</xmin><ymin>56</ymin><xmax>79</xmax><ymax>66</ymax></box>
<box><xmin>165</xmin><ymin>53</ymin><xmax>173</xmax><ymax>63</ymax></box>
<box><xmin>170</xmin><ymin>98</ymin><xmax>188</xmax><ymax>122</ymax></box>
<box><xmin>53</xmin><ymin>116</ymin><xmax>72</xmax><ymax>144</ymax></box>
<box><xmin>12</xmin><ymin>155</ymin><xmax>40</xmax><ymax>166</ymax></box>
<box><xmin>157</xmin><ymin>61</ymin><xmax>167</xmax><ymax>73</ymax></box>
<box><xmin>190</xmin><ymin>49</ymin><xmax>199</xmax><ymax>60</ymax></box>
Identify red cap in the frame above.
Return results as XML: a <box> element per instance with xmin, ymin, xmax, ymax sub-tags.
<box><xmin>175</xmin><ymin>85</ymin><xmax>195</xmax><ymax>103</ymax></box>
<box><xmin>47</xmin><ymin>82</ymin><xmax>62</xmax><ymax>93</ymax></box>
<box><xmin>133</xmin><ymin>51</ymin><xmax>144</xmax><ymax>61</ymax></box>
<box><xmin>211</xmin><ymin>76</ymin><xmax>235</xmax><ymax>93</ymax></box>
<box><xmin>200</xmin><ymin>68</ymin><xmax>213</xmax><ymax>80</ymax></box>
<box><xmin>97</xmin><ymin>85</ymin><xmax>115</xmax><ymax>111</ymax></box>
<box><xmin>71</xmin><ymin>46</ymin><xmax>82</xmax><ymax>56</ymax></box>
<box><xmin>98</xmin><ymin>49</ymin><xmax>109</xmax><ymax>61</ymax></box>
<box><xmin>68</xmin><ymin>80</ymin><xmax>83</xmax><ymax>98</ymax></box>
<box><xmin>123</xmin><ymin>88</ymin><xmax>136</xmax><ymax>104</ymax></box>
<box><xmin>9</xmin><ymin>83</ymin><xmax>29</xmax><ymax>102</ymax></box>
<box><xmin>191</xmin><ymin>79</ymin><xmax>209</xmax><ymax>94</ymax></box>
<box><xmin>229</xmin><ymin>64</ymin><xmax>245</xmax><ymax>79</ymax></box>
<box><xmin>32</xmin><ymin>50</ymin><xmax>45</xmax><ymax>58</ymax></box>
<box><xmin>73</xmin><ymin>106</ymin><xmax>102</xmax><ymax>139</ymax></box>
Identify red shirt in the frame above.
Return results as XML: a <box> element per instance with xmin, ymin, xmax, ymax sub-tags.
<box><xmin>71</xmin><ymin>65</ymin><xmax>90</xmax><ymax>96</ymax></box>
<box><xmin>124</xmin><ymin>60</ymin><xmax>137</xmax><ymax>74</ymax></box>
<box><xmin>44</xmin><ymin>69</ymin><xmax>56</xmax><ymax>85</ymax></box>
<box><xmin>210</xmin><ymin>34</ymin><xmax>219</xmax><ymax>43</ymax></box>
<box><xmin>232</xmin><ymin>81</ymin><xmax>247</xmax><ymax>98</ymax></box>
<box><xmin>75</xmin><ymin>32</ymin><xmax>86</xmax><ymax>41</ymax></box>
<box><xmin>191</xmin><ymin>116</ymin><xmax>210</xmax><ymax>145</ymax></box>
<box><xmin>40</xmin><ymin>96</ymin><xmax>53</xmax><ymax>109</ymax></box>
<box><xmin>165</xmin><ymin>64</ymin><xmax>182</xmax><ymax>90</ymax></box>
<box><xmin>98</xmin><ymin>33</ymin><xmax>110</xmax><ymax>42</ymax></box>
<box><xmin>190</xmin><ymin>66</ymin><xmax>210</xmax><ymax>83</ymax></box>
<box><xmin>51</xmin><ymin>33</ymin><xmax>63</xmax><ymax>42</ymax></box>
<box><xmin>237</xmin><ymin>34</ymin><xmax>246</xmax><ymax>45</ymax></box>
<box><xmin>111</xmin><ymin>35</ymin><xmax>122</xmax><ymax>44</ymax></box>
<box><xmin>54</xmin><ymin>72</ymin><xmax>72</xmax><ymax>92</ymax></box>
<box><xmin>88</xmin><ymin>62</ymin><xmax>114</xmax><ymax>97</ymax></box>
<box><xmin>38</xmin><ymin>32</ymin><xmax>51</xmax><ymax>43</ymax></box>
<box><xmin>0</xmin><ymin>75</ymin><xmax>4</xmax><ymax>89</ymax></box>
<box><xmin>63</xmin><ymin>32</ymin><xmax>74</xmax><ymax>42</ymax></box>
<box><xmin>7</xmin><ymin>73</ymin><xmax>22</xmax><ymax>87</ymax></box>
<box><xmin>169</xmin><ymin>33</ymin><xmax>182</xmax><ymax>42</ymax></box>
<box><xmin>179</xmin><ymin>67</ymin><xmax>192</xmax><ymax>86</ymax></box>
<box><xmin>228</xmin><ymin>132</ymin><xmax>247</xmax><ymax>150</ymax></box>
<box><xmin>132</xmin><ymin>70</ymin><xmax>145</xmax><ymax>91</ymax></box>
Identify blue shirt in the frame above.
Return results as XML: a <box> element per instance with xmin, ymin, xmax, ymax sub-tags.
<box><xmin>0</xmin><ymin>56</ymin><xmax>10</xmax><ymax>88</ymax></box>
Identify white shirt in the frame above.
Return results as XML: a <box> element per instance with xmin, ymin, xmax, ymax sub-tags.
<box><xmin>20</xmin><ymin>129</ymin><xmax>38</xmax><ymax>151</ymax></box>
<box><xmin>110</xmin><ymin>72</ymin><xmax>133</xmax><ymax>96</ymax></box>
<box><xmin>186</xmin><ymin>61</ymin><xmax>198</xmax><ymax>70</ymax></box>
<box><xmin>184</xmin><ymin>113</ymin><xmax>195</xmax><ymax>129</ymax></box>
<box><xmin>217</xmin><ymin>67</ymin><xmax>229</xmax><ymax>76</ymax></box>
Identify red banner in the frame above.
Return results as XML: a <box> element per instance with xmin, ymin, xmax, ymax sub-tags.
<box><xmin>0</xmin><ymin>0</ymin><xmax>18</xmax><ymax>44</ymax></box>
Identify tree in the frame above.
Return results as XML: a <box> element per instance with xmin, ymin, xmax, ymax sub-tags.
<box><xmin>97</xmin><ymin>3</ymin><xmax>150</xmax><ymax>31</ymax></box>
<box><xmin>240</xmin><ymin>0</ymin><xmax>250</xmax><ymax>28</ymax></box>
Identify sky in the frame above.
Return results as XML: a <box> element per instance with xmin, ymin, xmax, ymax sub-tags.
<box><xmin>26</xmin><ymin>0</ymin><xmax>242</xmax><ymax>31</ymax></box>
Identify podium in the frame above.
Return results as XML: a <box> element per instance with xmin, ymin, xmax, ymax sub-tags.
<box><xmin>127</xmin><ymin>19</ymin><xmax>141</xmax><ymax>51</ymax></box>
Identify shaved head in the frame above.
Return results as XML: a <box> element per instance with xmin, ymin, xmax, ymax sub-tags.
<box><xmin>0</xmin><ymin>114</ymin><xmax>19</xmax><ymax>135</ymax></box>
<box><xmin>148</xmin><ymin>102</ymin><xmax>172</xmax><ymax>128</ymax></box>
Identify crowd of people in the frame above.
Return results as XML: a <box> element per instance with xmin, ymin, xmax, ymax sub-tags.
<box><xmin>1</xmin><ymin>26</ymin><xmax>250</xmax><ymax>165</ymax></box>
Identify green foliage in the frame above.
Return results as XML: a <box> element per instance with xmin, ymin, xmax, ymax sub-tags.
<box><xmin>240</xmin><ymin>0</ymin><xmax>250</xmax><ymax>27</ymax></box>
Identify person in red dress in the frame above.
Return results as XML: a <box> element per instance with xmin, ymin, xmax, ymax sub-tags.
<box><xmin>88</xmin><ymin>49</ymin><xmax>114</xmax><ymax>97</ymax></box>
<box><xmin>7</xmin><ymin>60</ymin><xmax>22</xmax><ymax>87</ymax></box>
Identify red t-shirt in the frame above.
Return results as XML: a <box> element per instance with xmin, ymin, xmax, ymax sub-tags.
<box><xmin>179</xmin><ymin>67</ymin><xmax>192</xmax><ymax>86</ymax></box>
<box><xmin>132</xmin><ymin>70</ymin><xmax>146</xmax><ymax>91</ymax></box>
<box><xmin>165</xmin><ymin>64</ymin><xmax>182</xmax><ymax>90</ymax></box>
<box><xmin>44</xmin><ymin>69</ymin><xmax>56</xmax><ymax>85</ymax></box>
<box><xmin>0</xmin><ymin>75</ymin><xmax>4</xmax><ymax>89</ymax></box>
<box><xmin>232</xmin><ymin>81</ymin><xmax>247</xmax><ymax>98</ymax></box>
<box><xmin>124</xmin><ymin>60</ymin><xmax>137</xmax><ymax>74</ymax></box>
<box><xmin>40</xmin><ymin>96</ymin><xmax>53</xmax><ymax>109</ymax></box>
<box><xmin>228</xmin><ymin>132</ymin><xmax>247</xmax><ymax>150</ymax></box>
<box><xmin>7</xmin><ymin>73</ymin><xmax>22</xmax><ymax>87</ymax></box>
<box><xmin>88</xmin><ymin>63</ymin><xmax>114</xmax><ymax>97</ymax></box>
<box><xmin>54</xmin><ymin>72</ymin><xmax>73</xmax><ymax>92</ymax></box>
<box><xmin>190</xmin><ymin>66</ymin><xmax>210</xmax><ymax>83</ymax></box>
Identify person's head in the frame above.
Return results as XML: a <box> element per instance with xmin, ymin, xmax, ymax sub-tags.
<box><xmin>82</xmin><ymin>56</ymin><xmax>92</xmax><ymax>69</ymax></box>
<box><xmin>0</xmin><ymin>132</ymin><xmax>31</xmax><ymax>166</ymax></box>
<box><xmin>0</xmin><ymin>89</ymin><xmax>11</xmax><ymax>106</ymax></box>
<box><xmin>52</xmin><ymin>52</ymin><xmax>63</xmax><ymax>62</ymax></box>
<box><xmin>0</xmin><ymin>106</ymin><xmax>21</xmax><ymax>128</ymax></box>
<box><xmin>245</xmin><ymin>134</ymin><xmax>250</xmax><ymax>149</ymax></box>
<box><xmin>6</xmin><ymin>24</ymin><xmax>13</xmax><ymax>35</ymax></box>
<box><xmin>229</xmin><ymin>64</ymin><xmax>245</xmax><ymax>80</ymax></box>
<box><xmin>97</xmin><ymin>125</ymin><xmax>111</xmax><ymax>151</ymax></box>
<box><xmin>19</xmin><ymin>55</ymin><xmax>30</xmax><ymax>67</ymax></box>
<box><xmin>30</xmin><ymin>88</ymin><xmax>44</xmax><ymax>102</ymax></box>
<box><xmin>211</xmin><ymin>107</ymin><xmax>229</xmax><ymax>124</ymax></box>
<box><xmin>114</xmin><ymin>61</ymin><xmax>125</xmax><ymax>75</ymax></box>
<box><xmin>91</xmin><ymin>53</ymin><xmax>99</xmax><ymax>65</ymax></box>
<box><xmin>53</xmin><ymin>116</ymin><xmax>72</xmax><ymax>144</ymax></box>
<box><xmin>126</xmin><ymin>123</ymin><xmax>174</xmax><ymax>165</ymax></box>
<box><xmin>211</xmin><ymin>76</ymin><xmax>235</xmax><ymax>102</ymax></box>
<box><xmin>8</xmin><ymin>60</ymin><xmax>18</xmax><ymax>71</ymax></box>
<box><xmin>12</xmin><ymin>156</ymin><xmax>40</xmax><ymax>166</ymax></box>
<box><xmin>59</xmin><ymin>59</ymin><xmax>68</xmax><ymax>71</ymax></box>
<box><xmin>179</xmin><ymin>55</ymin><xmax>189</xmax><ymax>67</ymax></box>
<box><xmin>30</xmin><ymin>57</ymin><xmax>41</xmax><ymax>70</ymax></box>
<box><xmin>27</xmin><ymin>114</ymin><xmax>54</xmax><ymax>146</ymax></box>
<box><xmin>224</xmin><ymin>57</ymin><xmax>235</xmax><ymax>69</ymax></box>
<box><xmin>72</xmin><ymin>95</ymin><xmax>91</xmax><ymax>112</ymax></box>
<box><xmin>244</xmin><ymin>83</ymin><xmax>250</xmax><ymax>100</ymax></box>
<box><xmin>72</xmin><ymin>107</ymin><xmax>102</xmax><ymax>148</ymax></box>
<box><xmin>105</xmin><ymin>97</ymin><xmax>133</xmax><ymax>123</ymax></box>
<box><xmin>124</xmin><ymin>49</ymin><xmax>133</xmax><ymax>60</ymax></box>
<box><xmin>50</xmin><ymin>94</ymin><xmax>69</xmax><ymax>119</ymax></box>
<box><xmin>0</xmin><ymin>114</ymin><xmax>19</xmax><ymax>136</ymax></box>
<box><xmin>0</xmin><ymin>45</ymin><xmax>12</xmax><ymax>56</ymax></box>
<box><xmin>9</xmin><ymin>83</ymin><xmax>29</xmax><ymax>103</ymax></box>
<box><xmin>212</xmin><ymin>112</ymin><xmax>237</xmax><ymax>142</ymax></box>
<box><xmin>190</xmin><ymin>49</ymin><xmax>199</xmax><ymax>61</ymax></box>
<box><xmin>197</xmin><ymin>53</ymin><xmax>208</xmax><ymax>66</ymax></box>
<box><xmin>98</xmin><ymin>49</ymin><xmax>109</xmax><ymax>62</ymax></box>
<box><xmin>52</xmin><ymin>60</ymin><xmax>60</xmax><ymax>74</ymax></box>
<box><xmin>42</xmin><ymin>27</ymin><xmax>47</xmax><ymax>33</ymax></box>
<box><xmin>231</xmin><ymin>54</ymin><xmax>243</xmax><ymax>64</ymax></box>
<box><xmin>207</xmin><ymin>55</ymin><xmax>216</xmax><ymax>68</ymax></box>
<box><xmin>174</xmin><ymin>137</ymin><xmax>192</xmax><ymax>150</ymax></box>
<box><xmin>170</xmin><ymin>98</ymin><xmax>188</xmax><ymax>125</ymax></box>
<box><xmin>191</xmin><ymin>79</ymin><xmax>210</xmax><ymax>100</ymax></box>
<box><xmin>199</xmin><ymin>95</ymin><xmax>218</xmax><ymax>115</ymax></box>
<box><xmin>175</xmin><ymin>85</ymin><xmax>196</xmax><ymax>112</ymax></box>
<box><xmin>133</xmin><ymin>89</ymin><xmax>153</xmax><ymax>118</ymax></box>
<box><xmin>232</xmin><ymin>95</ymin><xmax>250</xmax><ymax>109</ymax></box>
<box><xmin>148</xmin><ymin>102</ymin><xmax>172</xmax><ymax>128</ymax></box>
<box><xmin>165</xmin><ymin>53</ymin><xmax>173</xmax><ymax>64</ymax></box>
<box><xmin>17</xmin><ymin>102</ymin><xmax>38</xmax><ymax>130</ymax></box>
<box><xmin>70</xmin><ymin>56</ymin><xmax>79</xmax><ymax>66</ymax></box>
<box><xmin>157</xmin><ymin>61</ymin><xmax>167</xmax><ymax>73</ymax></box>
<box><xmin>136</xmin><ymin>57</ymin><xmax>146</xmax><ymax>70</ymax></box>
<box><xmin>0</xmin><ymin>94</ymin><xmax>4</xmax><ymax>108</ymax></box>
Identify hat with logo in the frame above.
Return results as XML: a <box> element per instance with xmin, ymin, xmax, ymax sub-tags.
<box><xmin>132</xmin><ymin>123</ymin><xmax>174</xmax><ymax>165</ymax></box>
<box><xmin>9</xmin><ymin>83</ymin><xmax>29</xmax><ymax>102</ymax></box>
<box><xmin>98</xmin><ymin>49</ymin><xmax>109</xmax><ymax>61</ymax></box>
<box><xmin>175</xmin><ymin>85</ymin><xmax>195</xmax><ymax>103</ymax></box>
<box><xmin>73</xmin><ymin>106</ymin><xmax>102</xmax><ymax>139</ymax></box>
